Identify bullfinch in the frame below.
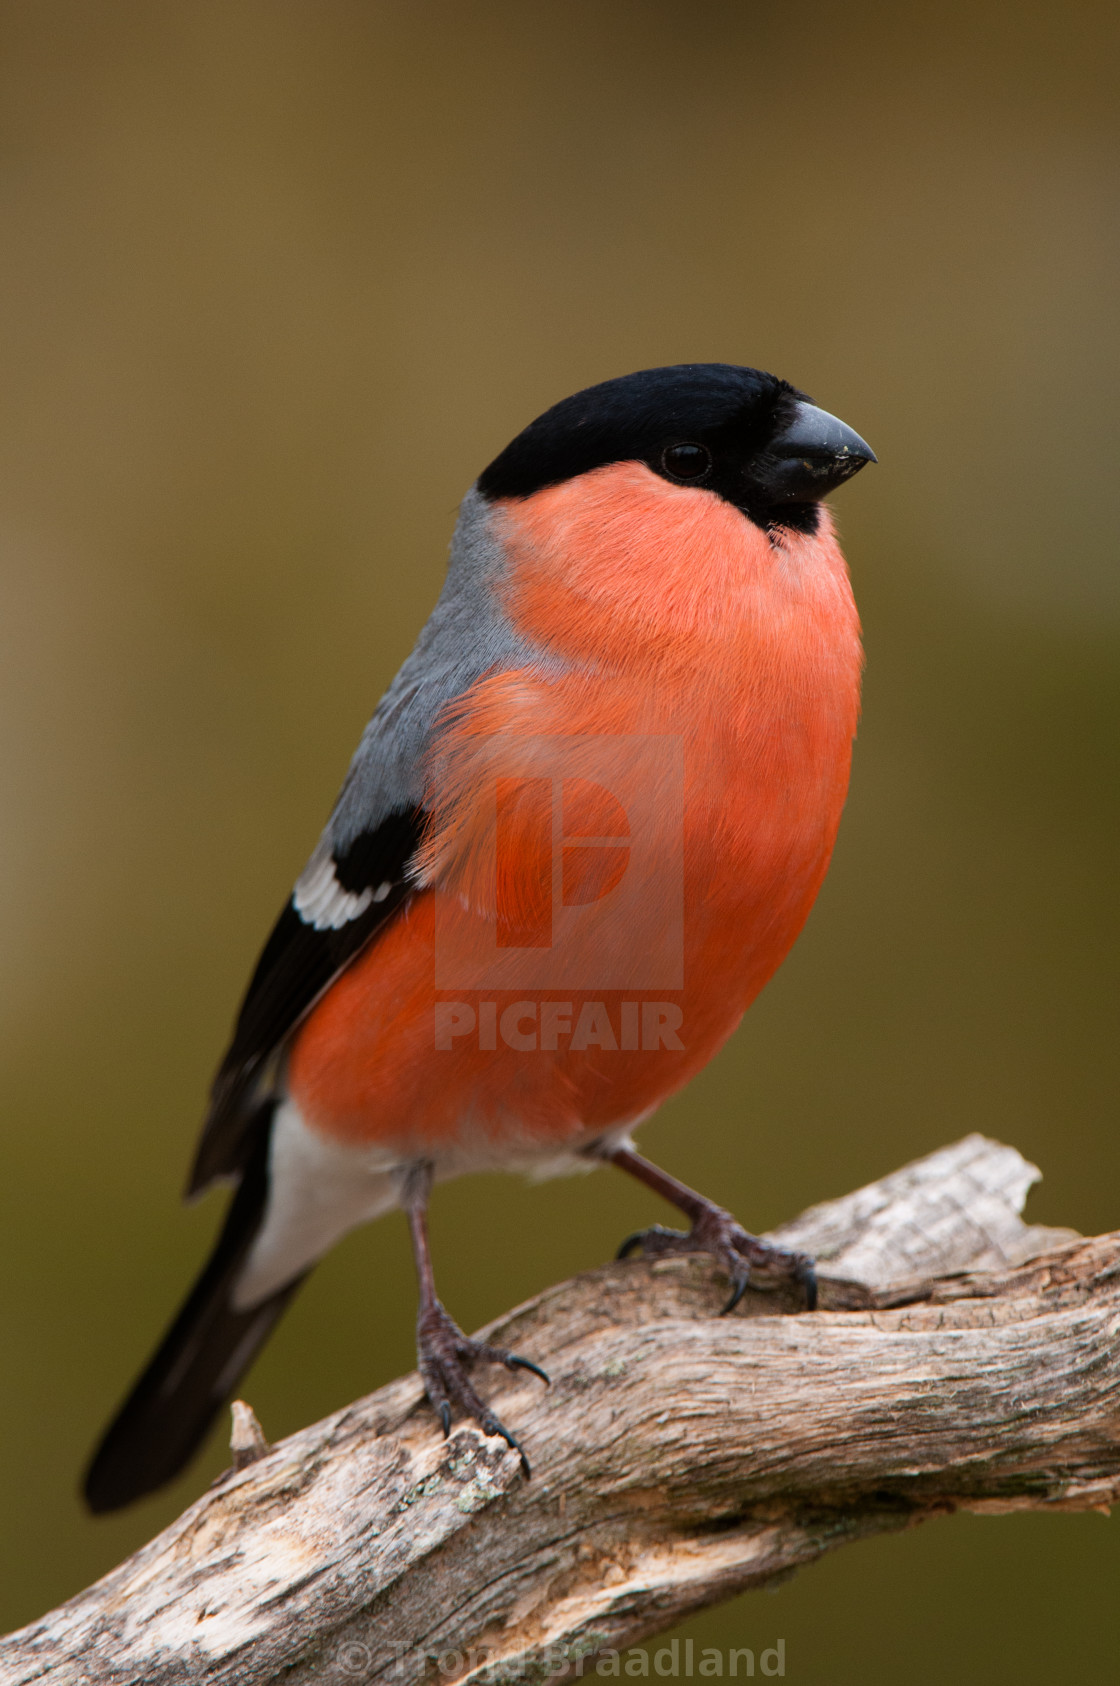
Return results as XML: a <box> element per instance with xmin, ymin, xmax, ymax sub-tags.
<box><xmin>84</xmin><ymin>363</ymin><xmax>874</xmax><ymax>1510</ymax></box>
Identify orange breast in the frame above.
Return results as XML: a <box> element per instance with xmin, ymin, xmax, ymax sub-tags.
<box><xmin>288</xmin><ymin>465</ymin><xmax>861</xmax><ymax>1156</ymax></box>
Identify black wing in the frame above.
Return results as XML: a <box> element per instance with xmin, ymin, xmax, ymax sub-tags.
<box><xmin>187</xmin><ymin>805</ymin><xmax>426</xmax><ymax>1194</ymax></box>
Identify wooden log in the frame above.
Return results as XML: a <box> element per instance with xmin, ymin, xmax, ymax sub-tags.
<box><xmin>2</xmin><ymin>1134</ymin><xmax>1116</xmax><ymax>1686</ymax></box>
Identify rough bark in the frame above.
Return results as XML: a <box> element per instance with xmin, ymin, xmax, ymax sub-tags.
<box><xmin>3</xmin><ymin>1134</ymin><xmax>1118</xmax><ymax>1686</ymax></box>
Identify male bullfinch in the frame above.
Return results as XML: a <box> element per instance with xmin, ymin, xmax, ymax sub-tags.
<box><xmin>84</xmin><ymin>363</ymin><xmax>874</xmax><ymax>1510</ymax></box>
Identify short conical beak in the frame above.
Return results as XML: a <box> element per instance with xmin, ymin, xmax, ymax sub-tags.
<box><xmin>761</xmin><ymin>401</ymin><xmax>877</xmax><ymax>502</ymax></box>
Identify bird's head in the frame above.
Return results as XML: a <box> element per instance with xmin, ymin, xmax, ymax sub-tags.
<box><xmin>477</xmin><ymin>362</ymin><xmax>874</xmax><ymax>537</ymax></box>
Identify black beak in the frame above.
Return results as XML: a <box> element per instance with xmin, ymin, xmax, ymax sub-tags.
<box><xmin>760</xmin><ymin>401</ymin><xmax>876</xmax><ymax>503</ymax></box>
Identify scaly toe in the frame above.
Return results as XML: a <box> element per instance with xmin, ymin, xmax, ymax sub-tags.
<box><xmin>465</xmin><ymin>1340</ymin><xmax>551</xmax><ymax>1386</ymax></box>
<box><xmin>417</xmin><ymin>1302</ymin><xmax>543</xmax><ymax>1474</ymax></box>
<box><xmin>616</xmin><ymin>1205</ymin><xmax>817</xmax><ymax>1314</ymax></box>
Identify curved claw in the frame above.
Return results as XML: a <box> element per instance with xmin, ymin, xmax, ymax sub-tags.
<box><xmin>504</xmin><ymin>1354</ymin><xmax>551</xmax><ymax>1386</ymax></box>
<box><xmin>616</xmin><ymin>1223</ymin><xmax>688</xmax><ymax>1260</ymax></box>
<box><xmin>470</xmin><ymin>1340</ymin><xmax>550</xmax><ymax>1386</ymax></box>
<box><xmin>438</xmin><ymin>1401</ymin><xmax>452</xmax><ymax>1437</ymax></box>
<box><xmin>481</xmin><ymin>1414</ymin><xmax>531</xmax><ymax>1478</ymax></box>
<box><xmin>720</xmin><ymin>1266</ymin><xmax>751</xmax><ymax>1316</ymax></box>
<box><xmin>506</xmin><ymin>1434</ymin><xmax>532</xmax><ymax>1479</ymax></box>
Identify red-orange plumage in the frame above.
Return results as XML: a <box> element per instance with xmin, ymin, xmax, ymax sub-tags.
<box><xmin>288</xmin><ymin>462</ymin><xmax>861</xmax><ymax>1155</ymax></box>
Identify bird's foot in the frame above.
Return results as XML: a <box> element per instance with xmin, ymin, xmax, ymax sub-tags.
<box><xmin>416</xmin><ymin>1299</ymin><xmax>549</xmax><ymax>1476</ymax></box>
<box><xmin>617</xmin><ymin>1202</ymin><xmax>817</xmax><ymax>1315</ymax></box>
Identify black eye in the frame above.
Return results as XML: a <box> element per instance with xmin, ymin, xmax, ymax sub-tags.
<box><xmin>661</xmin><ymin>442</ymin><xmax>711</xmax><ymax>481</ymax></box>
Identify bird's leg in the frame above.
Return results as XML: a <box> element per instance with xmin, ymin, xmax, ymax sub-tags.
<box><xmin>603</xmin><ymin>1144</ymin><xmax>817</xmax><ymax>1314</ymax></box>
<box><xmin>403</xmin><ymin>1163</ymin><xmax>548</xmax><ymax>1476</ymax></box>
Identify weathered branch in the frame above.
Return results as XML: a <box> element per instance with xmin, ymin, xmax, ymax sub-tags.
<box><xmin>3</xmin><ymin>1135</ymin><xmax>1118</xmax><ymax>1686</ymax></box>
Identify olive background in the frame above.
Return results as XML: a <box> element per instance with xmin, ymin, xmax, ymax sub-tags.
<box><xmin>0</xmin><ymin>2</ymin><xmax>1117</xmax><ymax>1678</ymax></box>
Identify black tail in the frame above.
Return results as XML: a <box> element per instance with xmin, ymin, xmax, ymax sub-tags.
<box><xmin>84</xmin><ymin>1113</ymin><xmax>305</xmax><ymax>1513</ymax></box>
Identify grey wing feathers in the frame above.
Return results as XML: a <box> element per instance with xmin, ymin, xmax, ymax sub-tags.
<box><xmin>188</xmin><ymin>486</ymin><xmax>541</xmax><ymax>1193</ymax></box>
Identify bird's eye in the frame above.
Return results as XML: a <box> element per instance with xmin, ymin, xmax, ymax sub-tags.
<box><xmin>661</xmin><ymin>442</ymin><xmax>711</xmax><ymax>481</ymax></box>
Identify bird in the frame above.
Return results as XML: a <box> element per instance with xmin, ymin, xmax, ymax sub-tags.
<box><xmin>84</xmin><ymin>362</ymin><xmax>874</xmax><ymax>1512</ymax></box>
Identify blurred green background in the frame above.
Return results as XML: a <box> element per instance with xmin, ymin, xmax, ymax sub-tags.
<box><xmin>0</xmin><ymin>0</ymin><xmax>1117</xmax><ymax>1676</ymax></box>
